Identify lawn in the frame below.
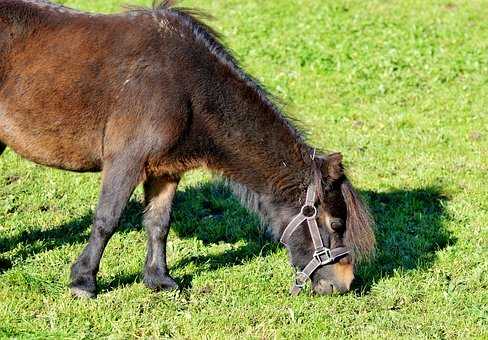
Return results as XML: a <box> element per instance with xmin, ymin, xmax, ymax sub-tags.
<box><xmin>1</xmin><ymin>0</ymin><xmax>487</xmax><ymax>338</ymax></box>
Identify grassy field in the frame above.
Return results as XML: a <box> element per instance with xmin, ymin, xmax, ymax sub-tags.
<box><xmin>1</xmin><ymin>0</ymin><xmax>487</xmax><ymax>338</ymax></box>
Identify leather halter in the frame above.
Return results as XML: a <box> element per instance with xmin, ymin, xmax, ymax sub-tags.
<box><xmin>280</xmin><ymin>183</ymin><xmax>350</xmax><ymax>295</ymax></box>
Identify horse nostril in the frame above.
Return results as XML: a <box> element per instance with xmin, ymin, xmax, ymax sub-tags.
<box><xmin>313</xmin><ymin>279</ymin><xmax>351</xmax><ymax>295</ymax></box>
<box><xmin>313</xmin><ymin>279</ymin><xmax>337</xmax><ymax>295</ymax></box>
<box><xmin>330</xmin><ymin>284</ymin><xmax>336</xmax><ymax>294</ymax></box>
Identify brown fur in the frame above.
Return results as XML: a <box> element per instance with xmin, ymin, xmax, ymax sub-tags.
<box><xmin>0</xmin><ymin>0</ymin><xmax>374</xmax><ymax>295</ymax></box>
<box><xmin>332</xmin><ymin>260</ymin><xmax>355</xmax><ymax>290</ymax></box>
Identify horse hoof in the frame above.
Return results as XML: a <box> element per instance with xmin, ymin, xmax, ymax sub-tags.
<box><xmin>70</xmin><ymin>286</ymin><xmax>96</xmax><ymax>299</ymax></box>
<box><xmin>144</xmin><ymin>274</ymin><xmax>179</xmax><ymax>291</ymax></box>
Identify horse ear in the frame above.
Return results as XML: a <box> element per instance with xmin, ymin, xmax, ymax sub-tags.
<box><xmin>323</xmin><ymin>152</ymin><xmax>344</xmax><ymax>182</ymax></box>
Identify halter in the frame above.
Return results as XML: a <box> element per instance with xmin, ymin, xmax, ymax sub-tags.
<box><xmin>280</xmin><ymin>183</ymin><xmax>350</xmax><ymax>295</ymax></box>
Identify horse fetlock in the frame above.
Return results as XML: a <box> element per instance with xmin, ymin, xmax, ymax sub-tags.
<box><xmin>143</xmin><ymin>268</ymin><xmax>178</xmax><ymax>291</ymax></box>
<box><xmin>69</xmin><ymin>276</ymin><xmax>97</xmax><ymax>298</ymax></box>
<box><xmin>70</xmin><ymin>263</ymin><xmax>97</xmax><ymax>298</ymax></box>
<box><xmin>70</xmin><ymin>285</ymin><xmax>97</xmax><ymax>299</ymax></box>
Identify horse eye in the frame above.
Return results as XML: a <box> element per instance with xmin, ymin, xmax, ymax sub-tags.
<box><xmin>330</xmin><ymin>219</ymin><xmax>344</xmax><ymax>231</ymax></box>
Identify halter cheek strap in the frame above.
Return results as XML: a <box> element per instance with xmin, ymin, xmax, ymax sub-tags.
<box><xmin>280</xmin><ymin>183</ymin><xmax>350</xmax><ymax>295</ymax></box>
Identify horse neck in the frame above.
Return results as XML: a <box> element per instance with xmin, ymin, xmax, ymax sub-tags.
<box><xmin>194</xmin><ymin>73</ymin><xmax>315</xmax><ymax>206</ymax></box>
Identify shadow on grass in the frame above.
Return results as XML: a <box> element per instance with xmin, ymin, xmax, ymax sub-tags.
<box><xmin>353</xmin><ymin>187</ymin><xmax>456</xmax><ymax>293</ymax></box>
<box><xmin>99</xmin><ymin>183</ymin><xmax>279</xmax><ymax>291</ymax></box>
<box><xmin>168</xmin><ymin>183</ymin><xmax>455</xmax><ymax>292</ymax></box>
<box><xmin>96</xmin><ymin>184</ymin><xmax>455</xmax><ymax>293</ymax></box>
<box><xmin>0</xmin><ymin>200</ymin><xmax>144</xmax><ymax>273</ymax></box>
<box><xmin>1</xmin><ymin>181</ymin><xmax>455</xmax><ymax>295</ymax></box>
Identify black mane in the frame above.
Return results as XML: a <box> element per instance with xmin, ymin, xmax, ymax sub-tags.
<box><xmin>148</xmin><ymin>0</ymin><xmax>308</xmax><ymax>146</ymax></box>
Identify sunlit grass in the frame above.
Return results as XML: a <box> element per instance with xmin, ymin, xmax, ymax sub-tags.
<box><xmin>1</xmin><ymin>0</ymin><xmax>487</xmax><ymax>338</ymax></box>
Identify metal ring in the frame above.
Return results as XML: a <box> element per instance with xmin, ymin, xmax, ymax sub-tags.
<box><xmin>295</xmin><ymin>272</ymin><xmax>308</xmax><ymax>287</ymax></box>
<box><xmin>300</xmin><ymin>204</ymin><xmax>317</xmax><ymax>219</ymax></box>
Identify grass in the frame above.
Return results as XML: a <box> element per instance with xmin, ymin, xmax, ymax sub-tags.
<box><xmin>1</xmin><ymin>0</ymin><xmax>487</xmax><ymax>338</ymax></box>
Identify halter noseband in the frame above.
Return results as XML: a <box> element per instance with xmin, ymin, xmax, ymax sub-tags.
<box><xmin>280</xmin><ymin>183</ymin><xmax>350</xmax><ymax>295</ymax></box>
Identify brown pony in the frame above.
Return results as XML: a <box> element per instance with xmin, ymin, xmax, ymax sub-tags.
<box><xmin>0</xmin><ymin>0</ymin><xmax>374</xmax><ymax>297</ymax></box>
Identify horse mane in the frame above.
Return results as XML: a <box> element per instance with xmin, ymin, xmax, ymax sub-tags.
<box><xmin>145</xmin><ymin>0</ymin><xmax>308</xmax><ymax>145</ymax></box>
<box><xmin>340</xmin><ymin>179</ymin><xmax>375</xmax><ymax>260</ymax></box>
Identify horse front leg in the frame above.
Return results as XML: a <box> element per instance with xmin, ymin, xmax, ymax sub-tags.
<box><xmin>142</xmin><ymin>174</ymin><xmax>180</xmax><ymax>291</ymax></box>
<box><xmin>70</xmin><ymin>155</ymin><xmax>143</xmax><ymax>298</ymax></box>
<box><xmin>0</xmin><ymin>142</ymin><xmax>5</xmax><ymax>155</ymax></box>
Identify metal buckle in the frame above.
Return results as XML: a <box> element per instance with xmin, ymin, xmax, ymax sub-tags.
<box><xmin>294</xmin><ymin>272</ymin><xmax>308</xmax><ymax>288</ymax></box>
<box><xmin>314</xmin><ymin>247</ymin><xmax>332</xmax><ymax>265</ymax></box>
<box><xmin>300</xmin><ymin>204</ymin><xmax>317</xmax><ymax>219</ymax></box>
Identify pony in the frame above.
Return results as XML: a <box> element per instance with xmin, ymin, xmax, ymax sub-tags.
<box><xmin>0</xmin><ymin>0</ymin><xmax>375</xmax><ymax>297</ymax></box>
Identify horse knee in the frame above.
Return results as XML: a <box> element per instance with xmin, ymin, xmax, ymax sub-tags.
<box><xmin>92</xmin><ymin>215</ymin><xmax>118</xmax><ymax>239</ymax></box>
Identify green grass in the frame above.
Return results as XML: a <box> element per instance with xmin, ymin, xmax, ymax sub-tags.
<box><xmin>1</xmin><ymin>0</ymin><xmax>487</xmax><ymax>338</ymax></box>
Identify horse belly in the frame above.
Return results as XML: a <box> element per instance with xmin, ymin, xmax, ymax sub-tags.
<box><xmin>0</xmin><ymin>102</ymin><xmax>103</xmax><ymax>172</ymax></box>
